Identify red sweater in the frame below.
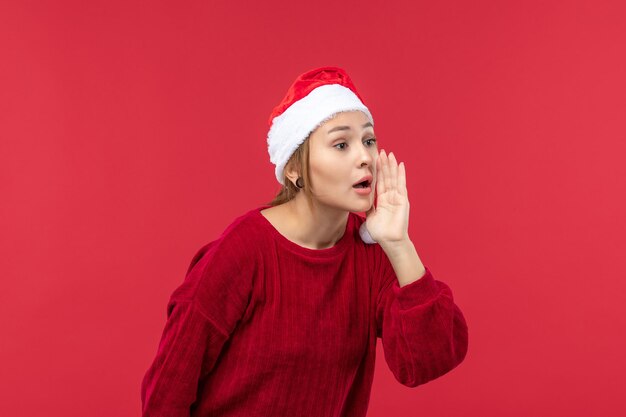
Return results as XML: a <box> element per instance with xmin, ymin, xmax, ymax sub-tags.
<box><xmin>141</xmin><ymin>205</ymin><xmax>468</xmax><ymax>417</ymax></box>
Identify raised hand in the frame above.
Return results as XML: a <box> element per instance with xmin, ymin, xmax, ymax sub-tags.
<box><xmin>364</xmin><ymin>149</ymin><xmax>410</xmax><ymax>244</ymax></box>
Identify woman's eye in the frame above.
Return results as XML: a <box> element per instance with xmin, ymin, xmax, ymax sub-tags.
<box><xmin>334</xmin><ymin>138</ymin><xmax>376</xmax><ymax>150</ymax></box>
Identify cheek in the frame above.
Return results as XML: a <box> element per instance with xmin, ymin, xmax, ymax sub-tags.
<box><xmin>310</xmin><ymin>159</ymin><xmax>347</xmax><ymax>185</ymax></box>
<box><xmin>310</xmin><ymin>151</ymin><xmax>336</xmax><ymax>176</ymax></box>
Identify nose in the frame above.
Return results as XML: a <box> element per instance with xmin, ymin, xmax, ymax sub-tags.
<box><xmin>357</xmin><ymin>143</ymin><xmax>374</xmax><ymax>167</ymax></box>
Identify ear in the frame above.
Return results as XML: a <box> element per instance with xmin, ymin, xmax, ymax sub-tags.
<box><xmin>284</xmin><ymin>164</ymin><xmax>300</xmax><ymax>186</ymax></box>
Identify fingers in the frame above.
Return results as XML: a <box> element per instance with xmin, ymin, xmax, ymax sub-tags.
<box><xmin>378</xmin><ymin>149</ymin><xmax>405</xmax><ymax>196</ymax></box>
<box><xmin>376</xmin><ymin>150</ymin><xmax>385</xmax><ymax>194</ymax></box>
<box><xmin>380</xmin><ymin>149</ymin><xmax>388</xmax><ymax>192</ymax></box>
<box><xmin>398</xmin><ymin>161</ymin><xmax>406</xmax><ymax>195</ymax></box>
<box><xmin>388</xmin><ymin>151</ymin><xmax>398</xmax><ymax>191</ymax></box>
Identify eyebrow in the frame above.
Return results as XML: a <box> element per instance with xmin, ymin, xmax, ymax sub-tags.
<box><xmin>327</xmin><ymin>122</ymin><xmax>373</xmax><ymax>134</ymax></box>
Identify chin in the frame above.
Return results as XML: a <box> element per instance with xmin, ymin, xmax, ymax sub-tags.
<box><xmin>323</xmin><ymin>195</ymin><xmax>373</xmax><ymax>213</ymax></box>
<box><xmin>350</xmin><ymin>199</ymin><xmax>373</xmax><ymax>213</ymax></box>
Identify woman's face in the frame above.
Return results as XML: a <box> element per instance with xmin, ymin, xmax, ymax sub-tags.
<box><xmin>307</xmin><ymin>110</ymin><xmax>379</xmax><ymax>212</ymax></box>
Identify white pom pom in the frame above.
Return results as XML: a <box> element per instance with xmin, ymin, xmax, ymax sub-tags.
<box><xmin>359</xmin><ymin>222</ymin><xmax>377</xmax><ymax>244</ymax></box>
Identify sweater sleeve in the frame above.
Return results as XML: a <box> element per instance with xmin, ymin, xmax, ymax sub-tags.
<box><xmin>141</xmin><ymin>233</ymin><xmax>256</xmax><ymax>416</ymax></box>
<box><xmin>375</xmin><ymin>249</ymin><xmax>469</xmax><ymax>388</ymax></box>
<box><xmin>140</xmin><ymin>300</ymin><xmax>229</xmax><ymax>416</ymax></box>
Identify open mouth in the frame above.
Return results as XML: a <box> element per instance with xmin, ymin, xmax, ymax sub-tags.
<box><xmin>352</xmin><ymin>180</ymin><xmax>371</xmax><ymax>189</ymax></box>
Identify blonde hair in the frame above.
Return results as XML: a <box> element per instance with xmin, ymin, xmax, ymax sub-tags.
<box><xmin>266</xmin><ymin>135</ymin><xmax>315</xmax><ymax>209</ymax></box>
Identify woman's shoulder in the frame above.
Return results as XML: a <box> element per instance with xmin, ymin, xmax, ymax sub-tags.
<box><xmin>197</xmin><ymin>206</ymin><xmax>266</xmax><ymax>258</ymax></box>
<box><xmin>217</xmin><ymin>206</ymin><xmax>265</xmax><ymax>240</ymax></box>
<box><xmin>172</xmin><ymin>208</ymin><xmax>263</xmax><ymax>304</ymax></box>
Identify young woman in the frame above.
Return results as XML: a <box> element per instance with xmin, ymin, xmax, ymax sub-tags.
<box><xmin>141</xmin><ymin>67</ymin><xmax>469</xmax><ymax>417</ymax></box>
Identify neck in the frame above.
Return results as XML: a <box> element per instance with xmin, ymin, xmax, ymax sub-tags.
<box><xmin>283</xmin><ymin>195</ymin><xmax>349</xmax><ymax>250</ymax></box>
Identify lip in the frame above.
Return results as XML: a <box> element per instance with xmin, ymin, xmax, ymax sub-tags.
<box><xmin>353</xmin><ymin>185</ymin><xmax>372</xmax><ymax>195</ymax></box>
<box><xmin>352</xmin><ymin>174</ymin><xmax>373</xmax><ymax>187</ymax></box>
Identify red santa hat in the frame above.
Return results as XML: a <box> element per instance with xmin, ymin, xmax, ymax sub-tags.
<box><xmin>267</xmin><ymin>66</ymin><xmax>374</xmax><ymax>185</ymax></box>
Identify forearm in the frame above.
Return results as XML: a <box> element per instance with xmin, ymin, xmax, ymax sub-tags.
<box><xmin>379</xmin><ymin>238</ymin><xmax>426</xmax><ymax>287</ymax></box>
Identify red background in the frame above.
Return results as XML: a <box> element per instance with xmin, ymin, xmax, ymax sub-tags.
<box><xmin>1</xmin><ymin>1</ymin><xmax>625</xmax><ymax>416</ymax></box>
